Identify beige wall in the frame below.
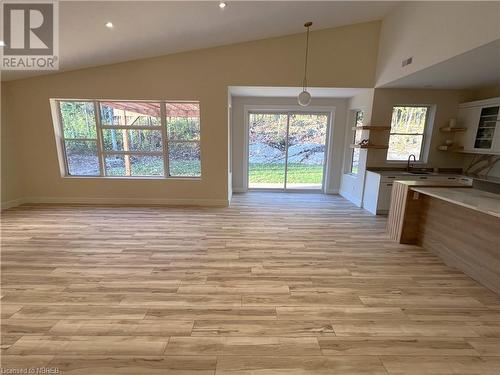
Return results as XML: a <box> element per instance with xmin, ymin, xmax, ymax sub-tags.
<box><xmin>231</xmin><ymin>96</ymin><xmax>348</xmax><ymax>193</ymax></box>
<box><xmin>376</xmin><ymin>2</ymin><xmax>500</xmax><ymax>87</ymax></box>
<box><xmin>1</xmin><ymin>21</ymin><xmax>381</xmax><ymax>207</ymax></box>
<box><xmin>1</xmin><ymin>82</ymin><xmax>23</xmax><ymax>207</ymax></box>
<box><xmin>367</xmin><ymin>88</ymin><xmax>471</xmax><ymax>169</ymax></box>
<box><xmin>466</xmin><ymin>84</ymin><xmax>500</xmax><ymax>101</ymax></box>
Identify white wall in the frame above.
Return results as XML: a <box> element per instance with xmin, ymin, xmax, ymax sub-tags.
<box><xmin>376</xmin><ymin>2</ymin><xmax>500</xmax><ymax>87</ymax></box>
<box><xmin>2</xmin><ymin>21</ymin><xmax>381</xmax><ymax>208</ymax></box>
<box><xmin>231</xmin><ymin>96</ymin><xmax>348</xmax><ymax>194</ymax></box>
<box><xmin>227</xmin><ymin>92</ymin><xmax>233</xmax><ymax>202</ymax></box>
<box><xmin>339</xmin><ymin>89</ymin><xmax>375</xmax><ymax>207</ymax></box>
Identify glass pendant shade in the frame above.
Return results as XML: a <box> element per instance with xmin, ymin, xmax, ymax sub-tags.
<box><xmin>298</xmin><ymin>22</ymin><xmax>313</xmax><ymax>107</ymax></box>
<box><xmin>298</xmin><ymin>90</ymin><xmax>311</xmax><ymax>106</ymax></box>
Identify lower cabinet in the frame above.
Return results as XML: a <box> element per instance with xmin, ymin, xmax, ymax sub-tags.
<box><xmin>362</xmin><ymin>172</ymin><xmax>471</xmax><ymax>215</ymax></box>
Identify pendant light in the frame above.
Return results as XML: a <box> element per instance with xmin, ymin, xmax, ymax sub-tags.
<box><xmin>298</xmin><ymin>21</ymin><xmax>313</xmax><ymax>107</ymax></box>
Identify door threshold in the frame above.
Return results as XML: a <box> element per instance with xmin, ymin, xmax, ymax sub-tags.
<box><xmin>247</xmin><ymin>188</ymin><xmax>325</xmax><ymax>194</ymax></box>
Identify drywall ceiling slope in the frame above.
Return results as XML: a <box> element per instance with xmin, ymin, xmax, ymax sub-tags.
<box><xmin>381</xmin><ymin>39</ymin><xmax>500</xmax><ymax>89</ymax></box>
<box><xmin>1</xmin><ymin>1</ymin><xmax>397</xmax><ymax>81</ymax></box>
<box><xmin>375</xmin><ymin>1</ymin><xmax>500</xmax><ymax>88</ymax></box>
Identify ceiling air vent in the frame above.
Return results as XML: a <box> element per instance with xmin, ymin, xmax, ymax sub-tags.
<box><xmin>402</xmin><ymin>57</ymin><xmax>413</xmax><ymax>67</ymax></box>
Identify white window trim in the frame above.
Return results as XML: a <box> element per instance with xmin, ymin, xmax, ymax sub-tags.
<box><xmin>51</xmin><ymin>99</ymin><xmax>202</xmax><ymax>179</ymax></box>
<box><xmin>342</xmin><ymin>108</ymin><xmax>365</xmax><ymax>176</ymax></box>
<box><xmin>348</xmin><ymin>110</ymin><xmax>364</xmax><ymax>175</ymax></box>
<box><xmin>386</xmin><ymin>104</ymin><xmax>435</xmax><ymax>164</ymax></box>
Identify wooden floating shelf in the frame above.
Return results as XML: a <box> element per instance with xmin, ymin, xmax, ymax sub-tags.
<box><xmin>439</xmin><ymin>126</ymin><xmax>467</xmax><ymax>132</ymax></box>
<box><xmin>437</xmin><ymin>145</ymin><xmax>464</xmax><ymax>152</ymax></box>
<box><xmin>350</xmin><ymin>144</ymin><xmax>389</xmax><ymax>149</ymax></box>
<box><xmin>352</xmin><ymin>126</ymin><xmax>391</xmax><ymax>131</ymax></box>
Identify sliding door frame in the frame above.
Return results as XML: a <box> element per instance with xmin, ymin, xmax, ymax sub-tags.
<box><xmin>243</xmin><ymin>105</ymin><xmax>335</xmax><ymax>193</ymax></box>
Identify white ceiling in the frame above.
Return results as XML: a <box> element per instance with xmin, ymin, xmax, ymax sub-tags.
<box><xmin>382</xmin><ymin>39</ymin><xmax>500</xmax><ymax>89</ymax></box>
<box><xmin>1</xmin><ymin>1</ymin><xmax>398</xmax><ymax>81</ymax></box>
<box><xmin>229</xmin><ymin>86</ymin><xmax>365</xmax><ymax>98</ymax></box>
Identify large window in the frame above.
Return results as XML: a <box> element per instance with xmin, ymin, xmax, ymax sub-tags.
<box><xmin>350</xmin><ymin>110</ymin><xmax>364</xmax><ymax>174</ymax></box>
<box><xmin>55</xmin><ymin>100</ymin><xmax>201</xmax><ymax>177</ymax></box>
<box><xmin>387</xmin><ymin>105</ymin><xmax>429</xmax><ymax>161</ymax></box>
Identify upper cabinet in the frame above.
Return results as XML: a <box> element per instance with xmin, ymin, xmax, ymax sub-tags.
<box><xmin>457</xmin><ymin>98</ymin><xmax>500</xmax><ymax>154</ymax></box>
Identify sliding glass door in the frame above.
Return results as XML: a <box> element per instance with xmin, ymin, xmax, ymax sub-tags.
<box><xmin>248</xmin><ymin>113</ymin><xmax>288</xmax><ymax>189</ymax></box>
<box><xmin>248</xmin><ymin>111</ymin><xmax>329</xmax><ymax>190</ymax></box>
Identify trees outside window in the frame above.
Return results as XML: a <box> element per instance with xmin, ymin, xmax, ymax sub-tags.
<box><xmin>387</xmin><ymin>106</ymin><xmax>429</xmax><ymax>161</ymax></box>
<box><xmin>55</xmin><ymin>100</ymin><xmax>201</xmax><ymax>177</ymax></box>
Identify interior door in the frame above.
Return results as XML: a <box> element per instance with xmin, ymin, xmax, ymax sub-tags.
<box><xmin>248</xmin><ymin>112</ymin><xmax>288</xmax><ymax>189</ymax></box>
<box><xmin>286</xmin><ymin>113</ymin><xmax>329</xmax><ymax>190</ymax></box>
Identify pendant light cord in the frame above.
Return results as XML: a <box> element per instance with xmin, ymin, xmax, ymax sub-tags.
<box><xmin>302</xmin><ymin>22</ymin><xmax>312</xmax><ymax>91</ymax></box>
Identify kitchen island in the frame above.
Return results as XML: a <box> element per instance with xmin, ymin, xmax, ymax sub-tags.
<box><xmin>388</xmin><ymin>180</ymin><xmax>500</xmax><ymax>294</ymax></box>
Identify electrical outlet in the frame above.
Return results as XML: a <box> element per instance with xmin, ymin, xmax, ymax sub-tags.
<box><xmin>402</xmin><ymin>57</ymin><xmax>413</xmax><ymax>67</ymax></box>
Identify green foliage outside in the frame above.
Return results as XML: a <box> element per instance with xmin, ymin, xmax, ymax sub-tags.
<box><xmin>249</xmin><ymin>113</ymin><xmax>327</xmax><ymax>152</ymax></box>
<box><xmin>60</xmin><ymin>101</ymin><xmax>201</xmax><ymax>177</ymax></box>
<box><xmin>387</xmin><ymin>106</ymin><xmax>428</xmax><ymax>160</ymax></box>
<box><xmin>249</xmin><ymin>163</ymin><xmax>323</xmax><ymax>184</ymax></box>
<box><xmin>105</xmin><ymin>156</ymin><xmax>200</xmax><ymax>177</ymax></box>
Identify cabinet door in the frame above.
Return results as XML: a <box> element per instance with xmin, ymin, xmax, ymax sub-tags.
<box><xmin>457</xmin><ymin>107</ymin><xmax>481</xmax><ymax>150</ymax></box>
<box><xmin>377</xmin><ymin>182</ymin><xmax>393</xmax><ymax>213</ymax></box>
<box><xmin>492</xmin><ymin>110</ymin><xmax>500</xmax><ymax>152</ymax></box>
<box><xmin>473</xmin><ymin>106</ymin><xmax>499</xmax><ymax>150</ymax></box>
<box><xmin>362</xmin><ymin>172</ymin><xmax>381</xmax><ymax>215</ymax></box>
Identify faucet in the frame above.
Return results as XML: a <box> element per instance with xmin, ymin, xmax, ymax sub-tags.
<box><xmin>406</xmin><ymin>154</ymin><xmax>416</xmax><ymax>172</ymax></box>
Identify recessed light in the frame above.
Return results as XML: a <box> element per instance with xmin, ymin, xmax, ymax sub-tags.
<box><xmin>105</xmin><ymin>22</ymin><xmax>114</xmax><ymax>29</ymax></box>
<box><xmin>0</xmin><ymin>40</ymin><xmax>5</xmax><ymax>47</ymax></box>
<box><xmin>219</xmin><ymin>2</ymin><xmax>226</xmax><ymax>9</ymax></box>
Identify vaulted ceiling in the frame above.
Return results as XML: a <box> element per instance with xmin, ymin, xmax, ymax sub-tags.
<box><xmin>1</xmin><ymin>1</ymin><xmax>398</xmax><ymax>81</ymax></box>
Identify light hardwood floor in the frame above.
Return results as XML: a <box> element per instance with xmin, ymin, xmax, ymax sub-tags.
<box><xmin>1</xmin><ymin>192</ymin><xmax>500</xmax><ymax>374</ymax></box>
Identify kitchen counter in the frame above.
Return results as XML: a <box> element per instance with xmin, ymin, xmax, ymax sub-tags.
<box><xmin>363</xmin><ymin>171</ymin><xmax>471</xmax><ymax>215</ymax></box>
<box><xmin>387</xmin><ymin>181</ymin><xmax>472</xmax><ymax>243</ymax></box>
<box><xmin>371</xmin><ymin>170</ymin><xmax>465</xmax><ymax>177</ymax></box>
<box><xmin>396</xmin><ymin>180</ymin><xmax>472</xmax><ymax>187</ymax></box>
<box><xmin>412</xmin><ymin>187</ymin><xmax>500</xmax><ymax>218</ymax></box>
<box><xmin>387</xmin><ymin>181</ymin><xmax>500</xmax><ymax>294</ymax></box>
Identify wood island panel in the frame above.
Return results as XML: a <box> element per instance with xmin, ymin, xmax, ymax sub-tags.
<box><xmin>418</xmin><ymin>196</ymin><xmax>500</xmax><ymax>295</ymax></box>
<box><xmin>387</xmin><ymin>181</ymin><xmax>471</xmax><ymax>244</ymax></box>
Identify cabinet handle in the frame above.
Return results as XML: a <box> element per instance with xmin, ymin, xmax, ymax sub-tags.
<box><xmin>419</xmin><ymin>177</ymin><xmax>427</xmax><ymax>179</ymax></box>
<box><xmin>386</xmin><ymin>183</ymin><xmax>393</xmax><ymax>186</ymax></box>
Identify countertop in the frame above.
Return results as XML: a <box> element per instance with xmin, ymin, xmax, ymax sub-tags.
<box><xmin>411</xmin><ymin>187</ymin><xmax>500</xmax><ymax>218</ymax></box>
<box><xmin>466</xmin><ymin>174</ymin><xmax>500</xmax><ymax>184</ymax></box>
<box><xmin>368</xmin><ymin>170</ymin><xmax>466</xmax><ymax>178</ymax></box>
<box><xmin>396</xmin><ymin>180</ymin><xmax>472</xmax><ymax>187</ymax></box>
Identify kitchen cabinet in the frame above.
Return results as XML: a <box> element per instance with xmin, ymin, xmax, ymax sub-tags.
<box><xmin>362</xmin><ymin>171</ymin><xmax>471</xmax><ymax>215</ymax></box>
<box><xmin>457</xmin><ymin>98</ymin><xmax>500</xmax><ymax>154</ymax></box>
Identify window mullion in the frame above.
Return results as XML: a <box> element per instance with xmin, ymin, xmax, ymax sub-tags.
<box><xmin>94</xmin><ymin>101</ymin><xmax>106</xmax><ymax>176</ymax></box>
<box><xmin>160</xmin><ymin>102</ymin><xmax>170</xmax><ymax>177</ymax></box>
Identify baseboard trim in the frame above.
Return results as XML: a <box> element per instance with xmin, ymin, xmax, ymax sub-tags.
<box><xmin>6</xmin><ymin>196</ymin><xmax>229</xmax><ymax>208</ymax></box>
<box><xmin>1</xmin><ymin>198</ymin><xmax>26</xmax><ymax>210</ymax></box>
<box><xmin>232</xmin><ymin>187</ymin><xmax>247</xmax><ymax>193</ymax></box>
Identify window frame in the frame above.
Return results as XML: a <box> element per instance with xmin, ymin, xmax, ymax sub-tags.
<box><xmin>53</xmin><ymin>99</ymin><xmax>201</xmax><ymax>179</ymax></box>
<box><xmin>349</xmin><ymin>110</ymin><xmax>364</xmax><ymax>174</ymax></box>
<box><xmin>386</xmin><ymin>104</ymin><xmax>432</xmax><ymax>163</ymax></box>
